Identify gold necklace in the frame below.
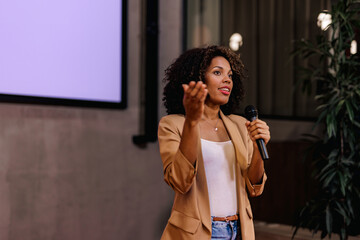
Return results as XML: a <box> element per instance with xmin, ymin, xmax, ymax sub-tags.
<box><xmin>202</xmin><ymin>117</ymin><xmax>220</xmax><ymax>131</ymax></box>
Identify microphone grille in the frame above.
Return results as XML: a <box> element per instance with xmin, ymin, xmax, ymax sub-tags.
<box><xmin>244</xmin><ymin>105</ymin><xmax>258</xmax><ymax>120</ymax></box>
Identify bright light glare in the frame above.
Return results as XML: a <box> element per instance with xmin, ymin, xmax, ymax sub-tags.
<box><xmin>229</xmin><ymin>33</ymin><xmax>243</xmax><ymax>51</ymax></box>
<box><xmin>350</xmin><ymin>40</ymin><xmax>357</xmax><ymax>55</ymax></box>
<box><xmin>317</xmin><ymin>12</ymin><xmax>332</xmax><ymax>31</ymax></box>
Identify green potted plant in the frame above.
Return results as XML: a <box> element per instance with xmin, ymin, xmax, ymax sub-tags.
<box><xmin>292</xmin><ymin>0</ymin><xmax>360</xmax><ymax>239</ymax></box>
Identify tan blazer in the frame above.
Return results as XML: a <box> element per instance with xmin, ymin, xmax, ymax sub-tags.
<box><xmin>158</xmin><ymin>111</ymin><xmax>267</xmax><ymax>240</ymax></box>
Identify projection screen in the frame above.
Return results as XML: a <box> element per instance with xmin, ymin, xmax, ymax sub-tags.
<box><xmin>0</xmin><ymin>0</ymin><xmax>127</xmax><ymax>109</ymax></box>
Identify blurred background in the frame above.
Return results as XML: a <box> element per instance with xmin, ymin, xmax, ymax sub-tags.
<box><xmin>0</xmin><ymin>0</ymin><xmax>358</xmax><ymax>239</ymax></box>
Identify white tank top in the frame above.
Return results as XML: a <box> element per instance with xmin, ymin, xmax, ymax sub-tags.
<box><xmin>201</xmin><ymin>138</ymin><xmax>237</xmax><ymax>217</ymax></box>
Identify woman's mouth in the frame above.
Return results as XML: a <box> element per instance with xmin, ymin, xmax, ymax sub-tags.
<box><xmin>218</xmin><ymin>87</ymin><xmax>231</xmax><ymax>95</ymax></box>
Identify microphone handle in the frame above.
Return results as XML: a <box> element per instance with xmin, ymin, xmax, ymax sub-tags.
<box><xmin>256</xmin><ymin>139</ymin><xmax>269</xmax><ymax>160</ymax></box>
<box><xmin>248</xmin><ymin>115</ymin><xmax>269</xmax><ymax>160</ymax></box>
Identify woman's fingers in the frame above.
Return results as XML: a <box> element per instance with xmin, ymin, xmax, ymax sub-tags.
<box><xmin>182</xmin><ymin>83</ymin><xmax>189</xmax><ymax>93</ymax></box>
<box><xmin>247</xmin><ymin>120</ymin><xmax>269</xmax><ymax>132</ymax></box>
<box><xmin>183</xmin><ymin>81</ymin><xmax>196</xmax><ymax>95</ymax></box>
<box><xmin>252</xmin><ymin>133</ymin><xmax>271</xmax><ymax>144</ymax></box>
<box><xmin>183</xmin><ymin>81</ymin><xmax>207</xmax><ymax>102</ymax></box>
<box><xmin>246</xmin><ymin>119</ymin><xmax>271</xmax><ymax>144</ymax></box>
<box><xmin>199</xmin><ymin>84</ymin><xmax>208</xmax><ymax>102</ymax></box>
<box><xmin>189</xmin><ymin>81</ymin><xmax>205</xmax><ymax>99</ymax></box>
<box><xmin>189</xmin><ymin>81</ymin><xmax>200</xmax><ymax>97</ymax></box>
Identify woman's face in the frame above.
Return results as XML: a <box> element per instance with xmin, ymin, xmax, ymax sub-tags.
<box><xmin>204</xmin><ymin>56</ymin><xmax>233</xmax><ymax>106</ymax></box>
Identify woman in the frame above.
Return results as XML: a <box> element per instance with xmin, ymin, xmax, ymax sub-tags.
<box><xmin>158</xmin><ymin>45</ymin><xmax>270</xmax><ymax>240</ymax></box>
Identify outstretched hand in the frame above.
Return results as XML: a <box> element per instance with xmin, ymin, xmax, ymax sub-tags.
<box><xmin>182</xmin><ymin>81</ymin><xmax>208</xmax><ymax>123</ymax></box>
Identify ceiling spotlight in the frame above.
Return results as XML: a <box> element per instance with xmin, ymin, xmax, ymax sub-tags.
<box><xmin>229</xmin><ymin>33</ymin><xmax>243</xmax><ymax>51</ymax></box>
<box><xmin>350</xmin><ymin>40</ymin><xmax>357</xmax><ymax>55</ymax></box>
<box><xmin>317</xmin><ymin>12</ymin><xmax>332</xmax><ymax>31</ymax></box>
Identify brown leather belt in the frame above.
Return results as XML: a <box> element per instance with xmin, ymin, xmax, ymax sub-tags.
<box><xmin>212</xmin><ymin>214</ymin><xmax>239</xmax><ymax>222</ymax></box>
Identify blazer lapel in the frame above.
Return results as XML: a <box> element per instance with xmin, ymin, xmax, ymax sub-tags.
<box><xmin>196</xmin><ymin>136</ymin><xmax>212</xmax><ymax>232</ymax></box>
<box><xmin>175</xmin><ymin>117</ymin><xmax>212</xmax><ymax>232</ymax></box>
<box><xmin>192</xmin><ymin>112</ymin><xmax>249</xmax><ymax>233</ymax></box>
<box><xmin>220</xmin><ymin>111</ymin><xmax>248</xmax><ymax>170</ymax></box>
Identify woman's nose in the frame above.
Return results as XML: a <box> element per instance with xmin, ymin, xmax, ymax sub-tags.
<box><xmin>223</xmin><ymin>76</ymin><xmax>231</xmax><ymax>83</ymax></box>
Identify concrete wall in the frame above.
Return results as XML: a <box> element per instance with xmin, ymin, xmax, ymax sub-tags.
<box><xmin>0</xmin><ymin>0</ymin><xmax>182</xmax><ymax>239</ymax></box>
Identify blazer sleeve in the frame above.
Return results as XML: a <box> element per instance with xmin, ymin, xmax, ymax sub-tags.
<box><xmin>244</xmin><ymin>127</ymin><xmax>267</xmax><ymax>197</ymax></box>
<box><xmin>158</xmin><ymin>116</ymin><xmax>198</xmax><ymax>194</ymax></box>
<box><xmin>232</xmin><ymin>114</ymin><xmax>267</xmax><ymax>198</ymax></box>
<box><xmin>244</xmin><ymin>171</ymin><xmax>267</xmax><ymax>197</ymax></box>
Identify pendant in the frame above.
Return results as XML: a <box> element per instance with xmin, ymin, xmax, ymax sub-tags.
<box><xmin>214</xmin><ymin>127</ymin><xmax>218</xmax><ymax>131</ymax></box>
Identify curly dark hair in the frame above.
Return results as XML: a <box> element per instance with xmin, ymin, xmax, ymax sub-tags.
<box><xmin>162</xmin><ymin>45</ymin><xmax>247</xmax><ymax>115</ymax></box>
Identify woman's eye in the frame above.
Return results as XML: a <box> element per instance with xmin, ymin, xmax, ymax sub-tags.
<box><xmin>214</xmin><ymin>71</ymin><xmax>221</xmax><ymax>75</ymax></box>
<box><xmin>228</xmin><ymin>74</ymin><xmax>233</xmax><ymax>79</ymax></box>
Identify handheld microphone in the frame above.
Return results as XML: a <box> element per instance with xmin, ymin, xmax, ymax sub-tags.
<box><xmin>244</xmin><ymin>105</ymin><xmax>269</xmax><ymax>160</ymax></box>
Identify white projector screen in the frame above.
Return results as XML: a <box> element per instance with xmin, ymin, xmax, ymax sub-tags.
<box><xmin>0</xmin><ymin>0</ymin><xmax>127</xmax><ymax>108</ymax></box>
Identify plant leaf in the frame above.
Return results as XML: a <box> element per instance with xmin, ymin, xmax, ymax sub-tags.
<box><xmin>335</xmin><ymin>99</ymin><xmax>345</xmax><ymax>114</ymax></box>
<box><xmin>345</xmin><ymin>100</ymin><xmax>354</xmax><ymax>122</ymax></box>
<box><xmin>326</xmin><ymin>205</ymin><xmax>332</xmax><ymax>237</ymax></box>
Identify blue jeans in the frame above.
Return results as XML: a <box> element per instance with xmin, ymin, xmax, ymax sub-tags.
<box><xmin>211</xmin><ymin>217</ymin><xmax>241</xmax><ymax>240</ymax></box>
